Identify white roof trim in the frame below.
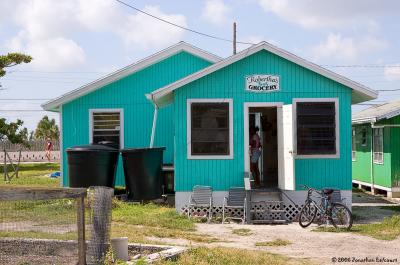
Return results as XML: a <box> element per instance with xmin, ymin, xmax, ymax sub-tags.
<box><xmin>42</xmin><ymin>41</ymin><xmax>222</xmax><ymax>111</ymax></box>
<box><xmin>150</xmin><ymin>41</ymin><xmax>378</xmax><ymax>106</ymax></box>
<box><xmin>352</xmin><ymin>108</ymin><xmax>400</xmax><ymax>124</ymax></box>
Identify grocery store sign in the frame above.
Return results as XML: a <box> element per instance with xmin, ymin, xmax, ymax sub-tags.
<box><xmin>245</xmin><ymin>74</ymin><xmax>279</xmax><ymax>93</ymax></box>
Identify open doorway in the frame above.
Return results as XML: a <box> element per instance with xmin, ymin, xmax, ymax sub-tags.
<box><xmin>248</xmin><ymin>107</ymin><xmax>278</xmax><ymax>188</ymax></box>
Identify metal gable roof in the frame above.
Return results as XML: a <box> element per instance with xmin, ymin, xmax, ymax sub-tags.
<box><xmin>41</xmin><ymin>42</ymin><xmax>222</xmax><ymax>111</ymax></box>
<box><xmin>149</xmin><ymin>41</ymin><xmax>378</xmax><ymax>107</ymax></box>
<box><xmin>352</xmin><ymin>99</ymin><xmax>400</xmax><ymax>124</ymax></box>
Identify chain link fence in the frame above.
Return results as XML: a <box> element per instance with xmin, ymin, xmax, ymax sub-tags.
<box><xmin>0</xmin><ymin>186</ymin><xmax>114</xmax><ymax>265</ymax></box>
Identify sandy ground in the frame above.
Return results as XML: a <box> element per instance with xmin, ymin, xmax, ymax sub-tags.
<box><xmin>151</xmin><ymin>193</ymin><xmax>400</xmax><ymax>265</ymax></box>
<box><xmin>150</xmin><ymin>222</ymin><xmax>400</xmax><ymax>265</ymax></box>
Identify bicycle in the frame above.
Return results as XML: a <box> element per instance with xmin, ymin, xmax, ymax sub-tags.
<box><xmin>298</xmin><ymin>185</ymin><xmax>353</xmax><ymax>230</ymax></box>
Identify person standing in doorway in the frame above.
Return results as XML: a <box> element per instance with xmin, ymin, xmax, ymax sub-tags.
<box><xmin>45</xmin><ymin>138</ymin><xmax>53</xmax><ymax>161</ymax></box>
<box><xmin>250</xmin><ymin>126</ymin><xmax>262</xmax><ymax>188</ymax></box>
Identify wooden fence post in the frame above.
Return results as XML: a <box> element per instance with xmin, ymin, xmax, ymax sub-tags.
<box><xmin>77</xmin><ymin>196</ymin><xmax>86</xmax><ymax>265</ymax></box>
<box><xmin>3</xmin><ymin>149</ymin><xmax>7</xmax><ymax>181</ymax></box>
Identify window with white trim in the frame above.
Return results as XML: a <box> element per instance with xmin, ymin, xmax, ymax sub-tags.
<box><xmin>188</xmin><ymin>100</ymin><xmax>232</xmax><ymax>158</ymax></box>
<box><xmin>352</xmin><ymin>127</ymin><xmax>356</xmax><ymax>161</ymax></box>
<box><xmin>91</xmin><ymin>110</ymin><xmax>122</xmax><ymax>148</ymax></box>
<box><xmin>295</xmin><ymin>101</ymin><xmax>338</xmax><ymax>156</ymax></box>
<box><xmin>373</xmin><ymin>127</ymin><xmax>383</xmax><ymax>164</ymax></box>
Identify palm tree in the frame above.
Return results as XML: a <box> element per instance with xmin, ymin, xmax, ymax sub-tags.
<box><xmin>34</xmin><ymin>116</ymin><xmax>59</xmax><ymax>141</ymax></box>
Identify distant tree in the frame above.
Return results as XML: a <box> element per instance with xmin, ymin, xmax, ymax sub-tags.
<box><xmin>0</xmin><ymin>53</ymin><xmax>32</xmax><ymax>147</ymax></box>
<box><xmin>0</xmin><ymin>118</ymin><xmax>29</xmax><ymax>146</ymax></box>
<box><xmin>34</xmin><ymin>116</ymin><xmax>59</xmax><ymax>141</ymax></box>
<box><xmin>0</xmin><ymin>53</ymin><xmax>32</xmax><ymax>77</ymax></box>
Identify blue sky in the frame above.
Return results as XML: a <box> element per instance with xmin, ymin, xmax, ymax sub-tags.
<box><xmin>0</xmin><ymin>0</ymin><xmax>400</xmax><ymax>130</ymax></box>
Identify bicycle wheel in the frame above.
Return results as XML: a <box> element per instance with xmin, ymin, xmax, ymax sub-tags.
<box><xmin>330</xmin><ymin>202</ymin><xmax>353</xmax><ymax>230</ymax></box>
<box><xmin>299</xmin><ymin>202</ymin><xmax>317</xmax><ymax>228</ymax></box>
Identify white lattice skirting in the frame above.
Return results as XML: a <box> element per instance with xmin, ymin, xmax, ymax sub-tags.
<box><xmin>181</xmin><ymin>203</ymin><xmax>303</xmax><ymax>222</ymax></box>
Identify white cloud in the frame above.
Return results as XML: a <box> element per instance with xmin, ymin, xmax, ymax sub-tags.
<box><xmin>384</xmin><ymin>65</ymin><xmax>400</xmax><ymax>81</ymax></box>
<box><xmin>312</xmin><ymin>33</ymin><xmax>387</xmax><ymax>62</ymax></box>
<box><xmin>258</xmin><ymin>0</ymin><xmax>400</xmax><ymax>30</ymax></box>
<box><xmin>2</xmin><ymin>0</ymin><xmax>187</xmax><ymax>69</ymax></box>
<box><xmin>118</xmin><ymin>5</ymin><xmax>186</xmax><ymax>49</ymax></box>
<box><xmin>202</xmin><ymin>0</ymin><xmax>231</xmax><ymax>26</ymax></box>
<box><xmin>76</xmin><ymin>0</ymin><xmax>122</xmax><ymax>31</ymax></box>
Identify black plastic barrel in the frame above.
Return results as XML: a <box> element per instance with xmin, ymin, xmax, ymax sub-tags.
<box><xmin>121</xmin><ymin>147</ymin><xmax>165</xmax><ymax>201</ymax></box>
<box><xmin>66</xmin><ymin>144</ymin><xmax>119</xmax><ymax>188</ymax></box>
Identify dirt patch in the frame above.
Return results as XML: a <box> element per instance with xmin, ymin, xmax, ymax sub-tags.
<box><xmin>352</xmin><ymin>206</ymin><xmax>399</xmax><ymax>224</ymax></box>
<box><xmin>352</xmin><ymin>191</ymin><xmax>396</xmax><ymax>204</ymax></box>
<box><xmin>0</xmin><ymin>238</ymin><xmax>78</xmax><ymax>265</ymax></box>
<box><xmin>0</xmin><ymin>221</ymin><xmax>76</xmax><ymax>234</ymax></box>
<box><xmin>192</xmin><ymin>223</ymin><xmax>400</xmax><ymax>265</ymax></box>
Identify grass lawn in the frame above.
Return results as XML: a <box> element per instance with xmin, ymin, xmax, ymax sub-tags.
<box><xmin>0</xmin><ymin>163</ymin><xmax>220</xmax><ymax>245</ymax></box>
<box><xmin>154</xmin><ymin>247</ymin><xmax>311</xmax><ymax>265</ymax></box>
<box><xmin>231</xmin><ymin>228</ymin><xmax>252</xmax><ymax>236</ymax></box>
<box><xmin>255</xmin><ymin>239</ymin><xmax>292</xmax><ymax>247</ymax></box>
<box><xmin>0</xmin><ymin>163</ymin><xmax>60</xmax><ymax>188</ymax></box>
<box><xmin>111</xmin><ymin>201</ymin><xmax>220</xmax><ymax>244</ymax></box>
<box><xmin>315</xmin><ymin>215</ymin><xmax>400</xmax><ymax>240</ymax></box>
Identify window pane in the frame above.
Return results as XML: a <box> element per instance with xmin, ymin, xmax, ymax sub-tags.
<box><xmin>373</xmin><ymin>128</ymin><xmax>383</xmax><ymax>161</ymax></box>
<box><xmin>191</xmin><ymin>103</ymin><xmax>230</xmax><ymax>156</ymax></box>
<box><xmin>92</xmin><ymin>111</ymin><xmax>121</xmax><ymax>148</ymax></box>
<box><xmin>296</xmin><ymin>102</ymin><xmax>336</xmax><ymax>155</ymax></box>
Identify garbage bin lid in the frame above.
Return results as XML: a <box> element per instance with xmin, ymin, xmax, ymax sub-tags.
<box><xmin>121</xmin><ymin>147</ymin><xmax>166</xmax><ymax>153</ymax></box>
<box><xmin>66</xmin><ymin>144</ymin><xmax>119</xmax><ymax>152</ymax></box>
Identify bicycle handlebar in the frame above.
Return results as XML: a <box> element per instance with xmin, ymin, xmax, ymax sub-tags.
<box><xmin>299</xmin><ymin>184</ymin><xmax>323</xmax><ymax>195</ymax></box>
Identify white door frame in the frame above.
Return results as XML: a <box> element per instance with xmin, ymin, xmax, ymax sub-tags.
<box><xmin>244</xmin><ymin>102</ymin><xmax>283</xmax><ymax>184</ymax></box>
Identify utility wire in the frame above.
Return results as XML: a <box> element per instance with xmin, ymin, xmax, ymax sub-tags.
<box><xmin>114</xmin><ymin>0</ymin><xmax>254</xmax><ymax>45</ymax></box>
<box><xmin>0</xmin><ymin>99</ymin><xmax>51</xmax><ymax>101</ymax></box>
<box><xmin>323</xmin><ymin>64</ymin><xmax>400</xmax><ymax>68</ymax></box>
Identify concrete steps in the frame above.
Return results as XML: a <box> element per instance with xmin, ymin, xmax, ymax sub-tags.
<box><xmin>247</xmin><ymin>190</ymin><xmax>287</xmax><ymax>224</ymax></box>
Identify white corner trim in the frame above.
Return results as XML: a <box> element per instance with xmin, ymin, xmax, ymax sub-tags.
<box><xmin>89</xmin><ymin>108</ymin><xmax>124</xmax><ymax>149</ymax></box>
<box><xmin>151</xmin><ymin>41</ymin><xmax>377</xmax><ymax>106</ymax></box>
<box><xmin>187</xmin><ymin>98</ymin><xmax>233</xmax><ymax>159</ymax></box>
<box><xmin>59</xmin><ymin>105</ymin><xmax>63</xmax><ymax>187</ymax></box>
<box><xmin>293</xmin><ymin>98</ymin><xmax>340</xmax><ymax>159</ymax></box>
<box><xmin>42</xmin><ymin>42</ymin><xmax>222</xmax><ymax>111</ymax></box>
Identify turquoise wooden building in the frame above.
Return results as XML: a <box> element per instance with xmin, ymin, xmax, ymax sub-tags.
<box><xmin>43</xmin><ymin>41</ymin><xmax>377</xmax><ymax>218</ymax></box>
<box><xmin>352</xmin><ymin>100</ymin><xmax>400</xmax><ymax>198</ymax></box>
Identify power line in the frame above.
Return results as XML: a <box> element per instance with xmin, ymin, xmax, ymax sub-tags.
<box><xmin>376</xmin><ymin>88</ymin><xmax>400</xmax><ymax>92</ymax></box>
<box><xmin>0</xmin><ymin>99</ymin><xmax>51</xmax><ymax>101</ymax></box>
<box><xmin>323</xmin><ymin>64</ymin><xmax>400</xmax><ymax>68</ymax></box>
<box><xmin>9</xmin><ymin>70</ymin><xmax>106</xmax><ymax>74</ymax></box>
<box><xmin>114</xmin><ymin>0</ymin><xmax>253</xmax><ymax>45</ymax></box>
<box><xmin>0</xmin><ymin>109</ymin><xmax>47</xmax><ymax>112</ymax></box>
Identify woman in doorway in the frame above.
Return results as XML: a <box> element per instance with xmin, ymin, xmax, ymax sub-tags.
<box><xmin>250</xmin><ymin>126</ymin><xmax>262</xmax><ymax>188</ymax></box>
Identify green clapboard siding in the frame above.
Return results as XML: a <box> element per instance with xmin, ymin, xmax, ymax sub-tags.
<box><xmin>352</xmin><ymin>115</ymin><xmax>400</xmax><ymax>189</ymax></box>
<box><xmin>372</xmin><ymin>126</ymin><xmax>391</xmax><ymax>187</ymax></box>
<box><xmin>174</xmin><ymin>50</ymin><xmax>352</xmax><ymax>192</ymax></box>
<box><xmin>61</xmin><ymin>51</ymin><xmax>213</xmax><ymax>187</ymax></box>
<box><xmin>352</xmin><ymin>125</ymin><xmax>372</xmax><ymax>183</ymax></box>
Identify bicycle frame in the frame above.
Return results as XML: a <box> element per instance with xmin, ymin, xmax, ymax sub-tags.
<box><xmin>304</xmin><ymin>187</ymin><xmax>332</xmax><ymax>221</ymax></box>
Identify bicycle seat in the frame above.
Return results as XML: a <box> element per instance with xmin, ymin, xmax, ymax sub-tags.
<box><xmin>322</xmin><ymin>188</ymin><xmax>334</xmax><ymax>195</ymax></box>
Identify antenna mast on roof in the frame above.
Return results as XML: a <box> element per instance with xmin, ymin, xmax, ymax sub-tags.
<box><xmin>233</xmin><ymin>22</ymin><xmax>237</xmax><ymax>55</ymax></box>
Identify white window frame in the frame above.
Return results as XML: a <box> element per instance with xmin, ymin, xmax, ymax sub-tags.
<box><xmin>187</xmin><ymin>99</ymin><xmax>233</xmax><ymax>159</ymax></box>
<box><xmin>373</xmin><ymin>127</ymin><xmax>384</xmax><ymax>164</ymax></box>
<box><xmin>89</xmin><ymin>108</ymin><xmax>124</xmax><ymax>148</ymax></box>
<box><xmin>293</xmin><ymin>98</ymin><xmax>340</xmax><ymax>159</ymax></box>
<box><xmin>352</xmin><ymin>127</ymin><xmax>356</xmax><ymax>161</ymax></box>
